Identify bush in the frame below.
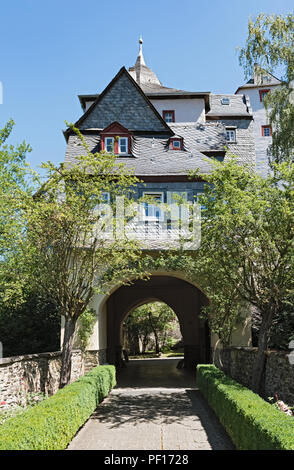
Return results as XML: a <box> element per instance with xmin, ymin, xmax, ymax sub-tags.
<box><xmin>0</xmin><ymin>291</ymin><xmax>60</xmax><ymax>357</ymax></box>
<box><xmin>196</xmin><ymin>364</ymin><xmax>294</xmax><ymax>450</ymax></box>
<box><xmin>0</xmin><ymin>365</ymin><xmax>116</xmax><ymax>450</ymax></box>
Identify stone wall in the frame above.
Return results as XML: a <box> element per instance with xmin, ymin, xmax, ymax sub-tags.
<box><xmin>213</xmin><ymin>346</ymin><xmax>294</xmax><ymax>405</ymax></box>
<box><xmin>0</xmin><ymin>349</ymin><xmax>107</xmax><ymax>408</ymax></box>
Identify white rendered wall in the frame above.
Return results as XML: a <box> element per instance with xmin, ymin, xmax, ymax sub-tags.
<box><xmin>85</xmin><ymin>101</ymin><xmax>95</xmax><ymax>111</ymax></box>
<box><xmin>87</xmin><ymin>293</ymin><xmax>107</xmax><ymax>350</ymax></box>
<box><xmin>150</xmin><ymin>98</ymin><xmax>206</xmax><ymax>123</ymax></box>
<box><xmin>60</xmin><ymin>293</ymin><xmax>108</xmax><ymax>351</ymax></box>
<box><xmin>236</xmin><ymin>86</ymin><xmax>279</xmax><ymax>177</ymax></box>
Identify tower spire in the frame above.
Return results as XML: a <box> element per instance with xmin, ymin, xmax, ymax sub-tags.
<box><xmin>136</xmin><ymin>35</ymin><xmax>146</xmax><ymax>67</ymax></box>
<box><xmin>128</xmin><ymin>36</ymin><xmax>162</xmax><ymax>87</ymax></box>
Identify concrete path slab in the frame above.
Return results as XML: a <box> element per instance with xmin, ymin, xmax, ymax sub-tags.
<box><xmin>68</xmin><ymin>358</ymin><xmax>234</xmax><ymax>450</ymax></box>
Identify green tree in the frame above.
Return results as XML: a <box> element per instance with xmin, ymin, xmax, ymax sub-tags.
<box><xmin>0</xmin><ymin>119</ymin><xmax>32</xmax><ymax>262</ymax></box>
<box><xmin>0</xmin><ymin>288</ymin><xmax>60</xmax><ymax>357</ymax></box>
<box><xmin>189</xmin><ymin>158</ymin><xmax>294</xmax><ymax>394</ymax></box>
<box><xmin>125</xmin><ymin>302</ymin><xmax>177</xmax><ymax>354</ymax></box>
<box><xmin>0</xmin><ymin>119</ymin><xmax>38</xmax><ymax>350</ymax></box>
<box><xmin>124</xmin><ymin>307</ymin><xmax>152</xmax><ymax>355</ymax></box>
<box><xmin>239</xmin><ymin>13</ymin><xmax>294</xmax><ymax>164</ymax></box>
<box><xmin>21</xmin><ymin>125</ymin><xmax>142</xmax><ymax>387</ymax></box>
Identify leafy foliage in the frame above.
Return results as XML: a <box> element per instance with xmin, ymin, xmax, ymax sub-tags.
<box><xmin>0</xmin><ymin>289</ymin><xmax>60</xmax><ymax>357</ymax></box>
<box><xmin>239</xmin><ymin>13</ymin><xmax>294</xmax><ymax>164</ymax></box>
<box><xmin>125</xmin><ymin>302</ymin><xmax>178</xmax><ymax>354</ymax></box>
<box><xmin>197</xmin><ymin>365</ymin><xmax>294</xmax><ymax>450</ymax></box>
<box><xmin>0</xmin><ymin>120</ymin><xmax>34</xmax><ymax>302</ymax></box>
<box><xmin>77</xmin><ymin>309</ymin><xmax>97</xmax><ymax>352</ymax></box>
<box><xmin>191</xmin><ymin>158</ymin><xmax>294</xmax><ymax>392</ymax></box>
<box><xmin>17</xmin><ymin>124</ymin><xmax>144</xmax><ymax>386</ymax></box>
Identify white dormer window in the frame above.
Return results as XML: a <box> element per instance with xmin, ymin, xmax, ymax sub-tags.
<box><xmin>221</xmin><ymin>98</ymin><xmax>230</xmax><ymax>105</ymax></box>
<box><xmin>226</xmin><ymin>129</ymin><xmax>236</xmax><ymax>142</ymax></box>
<box><xmin>118</xmin><ymin>137</ymin><xmax>128</xmax><ymax>154</ymax></box>
<box><xmin>105</xmin><ymin>137</ymin><xmax>114</xmax><ymax>153</ymax></box>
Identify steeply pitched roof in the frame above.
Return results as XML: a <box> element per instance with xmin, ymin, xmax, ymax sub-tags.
<box><xmin>64</xmin><ymin>121</ymin><xmax>255</xmax><ymax>176</ymax></box>
<box><xmin>64</xmin><ymin>67</ymin><xmax>172</xmax><ymax>141</ymax></box>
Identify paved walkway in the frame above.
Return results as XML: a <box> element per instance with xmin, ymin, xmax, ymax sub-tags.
<box><xmin>68</xmin><ymin>358</ymin><xmax>234</xmax><ymax>450</ymax></box>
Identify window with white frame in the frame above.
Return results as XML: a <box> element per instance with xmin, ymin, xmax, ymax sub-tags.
<box><xmin>118</xmin><ymin>137</ymin><xmax>128</xmax><ymax>154</ymax></box>
<box><xmin>163</xmin><ymin>110</ymin><xmax>175</xmax><ymax>123</ymax></box>
<box><xmin>221</xmin><ymin>97</ymin><xmax>230</xmax><ymax>105</ymax></box>
<box><xmin>105</xmin><ymin>137</ymin><xmax>114</xmax><ymax>153</ymax></box>
<box><xmin>142</xmin><ymin>192</ymin><xmax>164</xmax><ymax>221</ymax></box>
<box><xmin>226</xmin><ymin>129</ymin><xmax>236</xmax><ymax>142</ymax></box>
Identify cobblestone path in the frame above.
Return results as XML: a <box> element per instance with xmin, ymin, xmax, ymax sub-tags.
<box><xmin>68</xmin><ymin>358</ymin><xmax>234</xmax><ymax>450</ymax></box>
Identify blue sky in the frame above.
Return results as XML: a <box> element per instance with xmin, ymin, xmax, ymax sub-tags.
<box><xmin>0</xmin><ymin>0</ymin><xmax>293</xmax><ymax>170</ymax></box>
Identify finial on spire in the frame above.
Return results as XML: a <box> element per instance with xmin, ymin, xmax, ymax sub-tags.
<box><xmin>136</xmin><ymin>35</ymin><xmax>145</xmax><ymax>66</ymax></box>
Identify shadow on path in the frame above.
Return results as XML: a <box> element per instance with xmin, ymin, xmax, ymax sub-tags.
<box><xmin>116</xmin><ymin>358</ymin><xmax>196</xmax><ymax>389</ymax></box>
<box><xmin>68</xmin><ymin>358</ymin><xmax>234</xmax><ymax>450</ymax></box>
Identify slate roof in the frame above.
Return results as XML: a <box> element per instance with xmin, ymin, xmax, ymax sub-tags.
<box><xmin>78</xmin><ymin>85</ymin><xmax>210</xmax><ymax>111</ymax></box>
<box><xmin>207</xmin><ymin>94</ymin><xmax>253</xmax><ymax>118</ymax></box>
<box><xmin>66</xmin><ymin>68</ymin><xmax>172</xmax><ymax>137</ymax></box>
<box><xmin>64</xmin><ymin>121</ymin><xmax>254</xmax><ymax>176</ymax></box>
<box><xmin>235</xmin><ymin>65</ymin><xmax>281</xmax><ymax>93</ymax></box>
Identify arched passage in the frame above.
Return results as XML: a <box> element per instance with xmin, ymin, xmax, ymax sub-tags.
<box><xmin>106</xmin><ymin>275</ymin><xmax>210</xmax><ymax>368</ymax></box>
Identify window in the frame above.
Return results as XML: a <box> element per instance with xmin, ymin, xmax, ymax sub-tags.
<box><xmin>93</xmin><ymin>192</ymin><xmax>110</xmax><ymax>219</ymax></box>
<box><xmin>142</xmin><ymin>192</ymin><xmax>164</xmax><ymax>221</ymax></box>
<box><xmin>163</xmin><ymin>110</ymin><xmax>175</xmax><ymax>123</ymax></box>
<box><xmin>226</xmin><ymin>129</ymin><xmax>236</xmax><ymax>142</ymax></box>
<box><xmin>263</xmin><ymin>75</ymin><xmax>270</xmax><ymax>83</ymax></box>
<box><xmin>259</xmin><ymin>89</ymin><xmax>270</xmax><ymax>102</ymax></box>
<box><xmin>105</xmin><ymin>137</ymin><xmax>114</xmax><ymax>153</ymax></box>
<box><xmin>262</xmin><ymin>125</ymin><xmax>272</xmax><ymax>137</ymax></box>
<box><xmin>221</xmin><ymin>98</ymin><xmax>230</xmax><ymax>105</ymax></box>
<box><xmin>101</xmin><ymin>122</ymin><xmax>131</xmax><ymax>155</ymax></box>
<box><xmin>170</xmin><ymin>138</ymin><xmax>183</xmax><ymax>150</ymax></box>
<box><xmin>167</xmin><ymin>191</ymin><xmax>187</xmax><ymax>220</ymax></box>
<box><xmin>118</xmin><ymin>137</ymin><xmax>128</xmax><ymax>154</ymax></box>
<box><xmin>172</xmin><ymin>140</ymin><xmax>181</xmax><ymax>149</ymax></box>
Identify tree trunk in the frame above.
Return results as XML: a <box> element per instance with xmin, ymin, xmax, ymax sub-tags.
<box><xmin>148</xmin><ymin>311</ymin><xmax>160</xmax><ymax>354</ymax></box>
<box><xmin>251</xmin><ymin>308</ymin><xmax>274</xmax><ymax>395</ymax></box>
<box><xmin>154</xmin><ymin>331</ymin><xmax>160</xmax><ymax>354</ymax></box>
<box><xmin>59</xmin><ymin>316</ymin><xmax>77</xmax><ymax>389</ymax></box>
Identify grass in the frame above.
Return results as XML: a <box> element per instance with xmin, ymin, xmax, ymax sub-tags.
<box><xmin>129</xmin><ymin>349</ymin><xmax>184</xmax><ymax>359</ymax></box>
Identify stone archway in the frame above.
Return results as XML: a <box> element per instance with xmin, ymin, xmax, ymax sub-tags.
<box><xmin>106</xmin><ymin>275</ymin><xmax>210</xmax><ymax>368</ymax></box>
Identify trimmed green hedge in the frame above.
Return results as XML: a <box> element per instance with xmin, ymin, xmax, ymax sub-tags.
<box><xmin>196</xmin><ymin>364</ymin><xmax>294</xmax><ymax>450</ymax></box>
<box><xmin>0</xmin><ymin>365</ymin><xmax>116</xmax><ymax>450</ymax></box>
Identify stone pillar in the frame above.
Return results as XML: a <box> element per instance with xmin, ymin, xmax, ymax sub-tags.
<box><xmin>184</xmin><ymin>345</ymin><xmax>202</xmax><ymax>368</ymax></box>
<box><xmin>107</xmin><ymin>345</ymin><xmax>124</xmax><ymax>368</ymax></box>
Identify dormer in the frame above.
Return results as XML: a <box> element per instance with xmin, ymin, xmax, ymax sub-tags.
<box><xmin>170</xmin><ymin>136</ymin><xmax>183</xmax><ymax>150</ymax></box>
<box><xmin>100</xmin><ymin>122</ymin><xmax>132</xmax><ymax>156</ymax></box>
